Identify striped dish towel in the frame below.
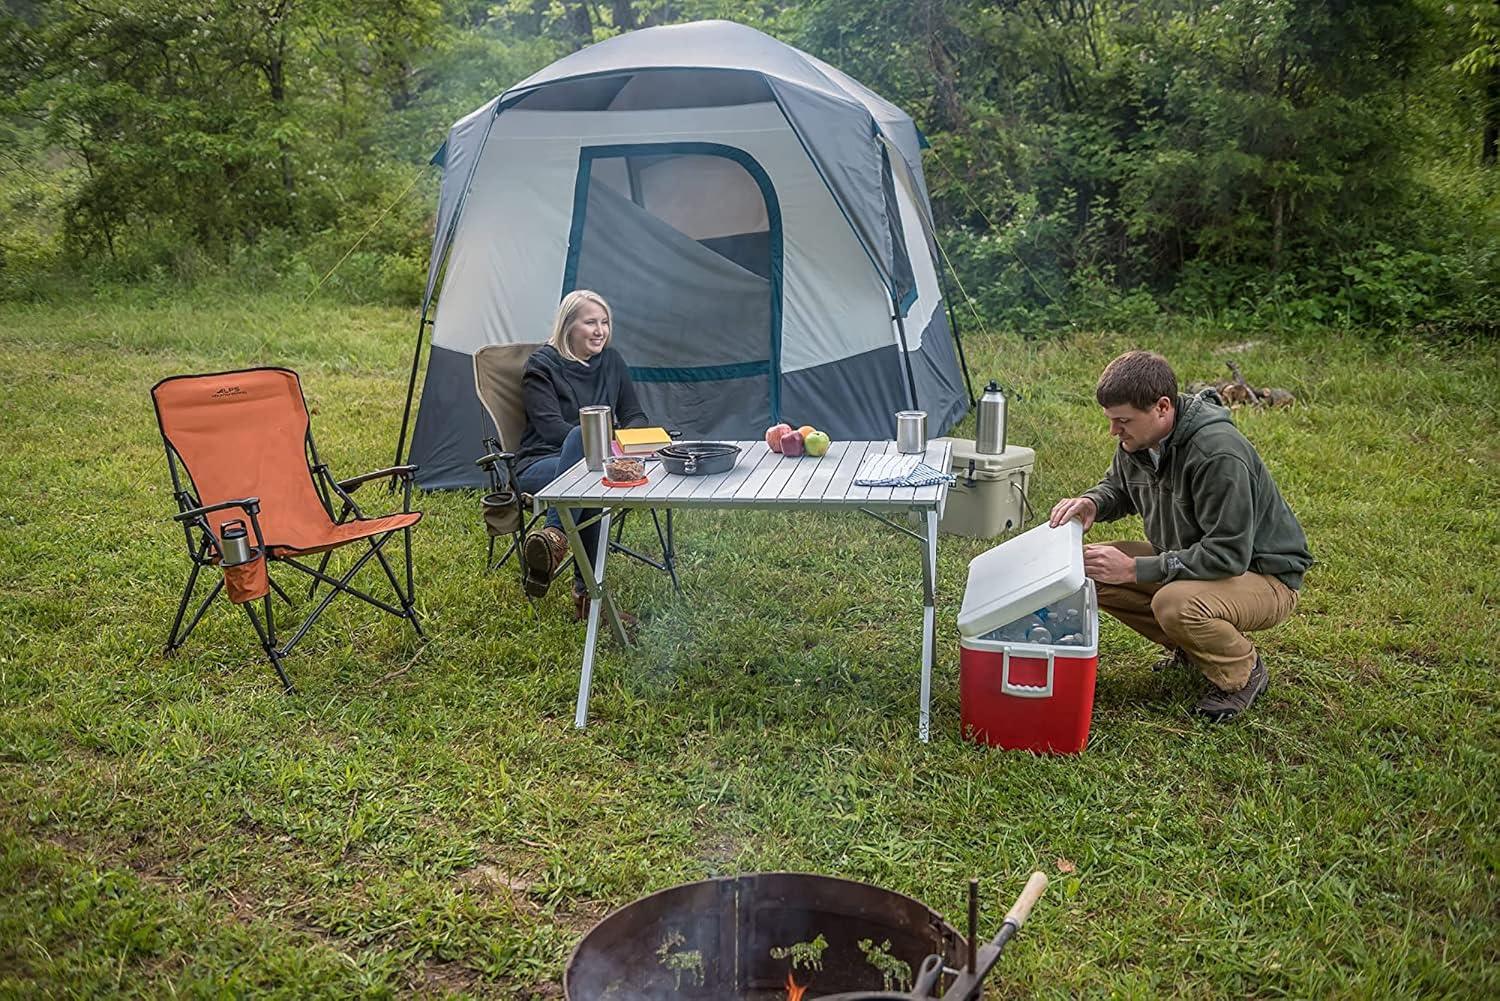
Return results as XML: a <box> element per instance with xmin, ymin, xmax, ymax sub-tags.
<box><xmin>853</xmin><ymin>454</ymin><xmax>956</xmax><ymax>487</ymax></box>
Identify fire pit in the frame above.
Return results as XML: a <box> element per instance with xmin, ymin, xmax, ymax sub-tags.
<box><xmin>564</xmin><ymin>872</ymin><xmax>1046</xmax><ymax>1000</ymax></box>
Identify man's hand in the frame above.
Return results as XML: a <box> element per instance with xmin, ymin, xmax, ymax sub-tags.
<box><xmin>1083</xmin><ymin>543</ymin><xmax>1136</xmax><ymax>584</ymax></box>
<box><xmin>1049</xmin><ymin>496</ymin><xmax>1098</xmax><ymax>531</ymax></box>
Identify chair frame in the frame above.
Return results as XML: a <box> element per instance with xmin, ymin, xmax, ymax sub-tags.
<box><xmin>157</xmin><ymin>371</ymin><xmax>424</xmax><ymax>692</ymax></box>
<box><xmin>475</xmin><ymin>438</ymin><xmax>680</xmax><ymax>592</ymax></box>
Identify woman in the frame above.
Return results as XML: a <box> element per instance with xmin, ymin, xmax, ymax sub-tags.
<box><xmin>515</xmin><ymin>290</ymin><xmax>649</xmax><ymax>619</ymax></box>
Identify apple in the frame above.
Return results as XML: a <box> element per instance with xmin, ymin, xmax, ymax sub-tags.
<box><xmin>804</xmin><ymin>430</ymin><xmax>831</xmax><ymax>456</ymax></box>
<box><xmin>779</xmin><ymin>428</ymin><xmax>805</xmax><ymax>456</ymax></box>
<box><xmin>765</xmin><ymin>423</ymin><xmax>792</xmax><ymax>451</ymax></box>
<box><xmin>797</xmin><ymin>424</ymin><xmax>816</xmax><ymax>439</ymax></box>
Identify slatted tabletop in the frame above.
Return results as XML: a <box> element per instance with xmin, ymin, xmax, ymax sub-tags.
<box><xmin>535</xmin><ymin>439</ymin><xmax>952</xmax><ymax>512</ymax></box>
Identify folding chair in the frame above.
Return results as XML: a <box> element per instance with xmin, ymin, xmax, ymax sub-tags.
<box><xmin>153</xmin><ymin>367</ymin><xmax>424</xmax><ymax>692</ymax></box>
<box><xmin>471</xmin><ymin>344</ymin><xmax>679</xmax><ymax>591</ymax></box>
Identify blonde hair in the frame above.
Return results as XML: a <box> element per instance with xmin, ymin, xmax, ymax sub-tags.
<box><xmin>548</xmin><ymin>289</ymin><xmax>613</xmax><ymax>363</ymax></box>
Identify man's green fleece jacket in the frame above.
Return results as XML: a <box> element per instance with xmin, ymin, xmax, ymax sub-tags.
<box><xmin>1082</xmin><ymin>393</ymin><xmax>1312</xmax><ymax>589</ymax></box>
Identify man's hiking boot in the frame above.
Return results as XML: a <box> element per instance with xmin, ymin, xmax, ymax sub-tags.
<box><xmin>522</xmin><ymin>527</ymin><xmax>569</xmax><ymax>598</ymax></box>
<box><xmin>1154</xmin><ymin>646</ymin><xmax>1192</xmax><ymax>672</ymax></box>
<box><xmin>1194</xmin><ymin>655</ymin><xmax>1268</xmax><ymax>723</ymax></box>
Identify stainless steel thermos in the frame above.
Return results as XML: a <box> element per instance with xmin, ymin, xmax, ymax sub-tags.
<box><xmin>895</xmin><ymin>410</ymin><xmax>928</xmax><ymax>454</ymax></box>
<box><xmin>219</xmin><ymin>519</ymin><xmax>255</xmax><ymax>566</ymax></box>
<box><xmin>579</xmin><ymin>405</ymin><xmax>613</xmax><ymax>472</ymax></box>
<box><xmin>976</xmin><ymin>380</ymin><xmax>1008</xmax><ymax>454</ymax></box>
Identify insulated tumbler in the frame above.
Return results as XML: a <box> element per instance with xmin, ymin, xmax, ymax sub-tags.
<box><xmin>579</xmin><ymin>405</ymin><xmax>613</xmax><ymax>472</ymax></box>
<box><xmin>895</xmin><ymin>410</ymin><xmax>928</xmax><ymax>454</ymax></box>
<box><xmin>219</xmin><ymin>519</ymin><xmax>255</xmax><ymax>566</ymax></box>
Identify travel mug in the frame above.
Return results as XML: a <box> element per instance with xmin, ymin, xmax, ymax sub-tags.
<box><xmin>219</xmin><ymin>519</ymin><xmax>255</xmax><ymax>566</ymax></box>
<box><xmin>579</xmin><ymin>405</ymin><xmax>613</xmax><ymax>472</ymax></box>
<box><xmin>895</xmin><ymin>410</ymin><xmax>928</xmax><ymax>454</ymax></box>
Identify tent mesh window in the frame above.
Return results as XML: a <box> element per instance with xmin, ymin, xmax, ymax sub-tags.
<box><xmin>569</xmin><ymin>147</ymin><xmax>778</xmax><ymax>437</ymax></box>
<box><xmin>591</xmin><ymin>153</ymin><xmax>771</xmax><ymax>278</ymax></box>
<box><xmin>510</xmin><ymin>69</ymin><xmax>773</xmax><ymax>112</ymax></box>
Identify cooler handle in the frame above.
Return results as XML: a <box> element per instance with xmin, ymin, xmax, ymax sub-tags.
<box><xmin>1001</xmin><ymin>648</ymin><xmax>1055</xmax><ymax>698</ymax></box>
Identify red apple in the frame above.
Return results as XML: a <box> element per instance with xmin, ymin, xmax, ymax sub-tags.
<box><xmin>765</xmin><ymin>423</ymin><xmax>792</xmax><ymax>451</ymax></box>
<box><xmin>779</xmin><ymin>428</ymin><xmax>805</xmax><ymax>456</ymax></box>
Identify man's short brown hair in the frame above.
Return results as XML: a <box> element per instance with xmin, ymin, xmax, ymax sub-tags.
<box><xmin>1096</xmin><ymin>350</ymin><xmax>1178</xmax><ymax>410</ymax></box>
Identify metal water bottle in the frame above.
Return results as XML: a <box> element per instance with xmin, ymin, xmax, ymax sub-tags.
<box><xmin>976</xmin><ymin>380</ymin><xmax>1008</xmax><ymax>454</ymax></box>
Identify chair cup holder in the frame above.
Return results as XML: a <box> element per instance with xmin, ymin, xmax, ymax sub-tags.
<box><xmin>483</xmin><ymin>491</ymin><xmax>522</xmax><ymax>537</ymax></box>
<box><xmin>222</xmin><ymin>550</ymin><xmax>270</xmax><ymax>604</ymax></box>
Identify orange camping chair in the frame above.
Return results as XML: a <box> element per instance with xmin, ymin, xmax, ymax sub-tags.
<box><xmin>152</xmin><ymin>367</ymin><xmax>424</xmax><ymax>691</ymax></box>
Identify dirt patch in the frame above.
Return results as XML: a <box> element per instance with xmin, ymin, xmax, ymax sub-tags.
<box><xmin>552</xmin><ymin>897</ymin><xmax>611</xmax><ymax>935</ymax></box>
<box><xmin>695</xmin><ymin>831</ymin><xmax>742</xmax><ymax>874</ymax></box>
<box><xmin>403</xmin><ymin>957</ymin><xmax>485</xmax><ymax>998</ymax></box>
<box><xmin>458</xmin><ymin>861</ymin><xmax>542</xmax><ymax>916</ymax></box>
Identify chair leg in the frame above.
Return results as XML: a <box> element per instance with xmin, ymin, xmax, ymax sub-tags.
<box><xmin>274</xmin><ymin>534</ymin><xmax>411</xmax><ymax>656</ymax></box>
<box><xmin>307</xmin><ymin>550</ymin><xmax>334</xmax><ymax>601</ymax></box>
<box><xmin>653</xmin><ymin>508</ymin><xmax>681</xmax><ymax>594</ymax></box>
<box><xmin>487</xmin><ymin>531</ymin><xmax>523</xmax><ymax>572</ymax></box>
<box><xmin>403</xmin><ymin>524</ymin><xmax>415</xmax><ymax>606</ymax></box>
<box><xmin>244</xmin><ymin>599</ymin><xmax>294</xmax><ymax>694</ymax></box>
<box><xmin>167</xmin><ymin>574</ymin><xmax>225</xmax><ymax>654</ymax></box>
<box><xmin>165</xmin><ymin>560</ymin><xmax>204</xmax><ymax>653</ymax></box>
<box><xmin>372</xmin><ymin>535</ymin><xmax>424</xmax><ymax>640</ymax></box>
<box><xmin>268</xmin><ymin>575</ymin><xmax>297</xmax><ymax>607</ymax></box>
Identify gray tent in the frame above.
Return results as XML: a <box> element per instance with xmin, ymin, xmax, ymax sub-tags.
<box><xmin>398</xmin><ymin>19</ymin><xmax>971</xmax><ymax>489</ymax></box>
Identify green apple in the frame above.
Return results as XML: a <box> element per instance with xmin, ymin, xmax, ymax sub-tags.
<box><xmin>804</xmin><ymin>430</ymin><xmax>831</xmax><ymax>456</ymax></box>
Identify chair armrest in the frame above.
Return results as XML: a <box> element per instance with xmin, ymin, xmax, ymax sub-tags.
<box><xmin>173</xmin><ymin>497</ymin><xmax>261</xmax><ymax>523</ymax></box>
<box><xmin>476</xmin><ymin>451</ymin><xmax>515</xmax><ymax>470</ymax></box>
<box><xmin>337</xmin><ymin>465</ymin><xmax>418</xmax><ymax>493</ymax></box>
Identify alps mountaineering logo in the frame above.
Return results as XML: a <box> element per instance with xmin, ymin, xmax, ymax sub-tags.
<box><xmin>212</xmin><ymin>386</ymin><xmax>245</xmax><ymax>398</ymax></box>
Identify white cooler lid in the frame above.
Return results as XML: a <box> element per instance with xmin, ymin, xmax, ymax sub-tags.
<box><xmin>957</xmin><ymin>520</ymin><xmax>1085</xmax><ymax>638</ymax></box>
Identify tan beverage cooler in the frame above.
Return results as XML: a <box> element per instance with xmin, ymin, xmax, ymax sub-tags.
<box><xmin>932</xmin><ymin>437</ymin><xmax>1036</xmax><ymax>538</ymax></box>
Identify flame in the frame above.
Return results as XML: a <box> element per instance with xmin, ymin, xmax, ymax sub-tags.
<box><xmin>785</xmin><ymin>970</ymin><xmax>808</xmax><ymax>1001</ymax></box>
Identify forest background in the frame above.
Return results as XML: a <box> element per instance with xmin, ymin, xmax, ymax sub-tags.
<box><xmin>1</xmin><ymin>0</ymin><xmax>1497</xmax><ymax>335</ymax></box>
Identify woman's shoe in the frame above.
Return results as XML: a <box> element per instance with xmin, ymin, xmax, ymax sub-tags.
<box><xmin>572</xmin><ymin>587</ymin><xmax>638</xmax><ymax>631</ymax></box>
<box><xmin>521</xmin><ymin>527</ymin><xmax>569</xmax><ymax>598</ymax></box>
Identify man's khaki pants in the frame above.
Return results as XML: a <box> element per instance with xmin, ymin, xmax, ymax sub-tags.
<box><xmin>1093</xmin><ymin>542</ymin><xmax>1298</xmax><ymax>691</ymax></box>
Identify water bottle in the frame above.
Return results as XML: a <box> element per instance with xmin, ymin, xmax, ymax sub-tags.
<box><xmin>976</xmin><ymin>381</ymin><xmax>1008</xmax><ymax>454</ymax></box>
<box><xmin>219</xmin><ymin>519</ymin><xmax>255</xmax><ymax>566</ymax></box>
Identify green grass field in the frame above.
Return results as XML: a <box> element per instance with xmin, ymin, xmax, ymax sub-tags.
<box><xmin>0</xmin><ymin>290</ymin><xmax>1496</xmax><ymax>998</ymax></box>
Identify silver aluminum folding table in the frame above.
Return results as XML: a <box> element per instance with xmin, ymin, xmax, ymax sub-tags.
<box><xmin>534</xmin><ymin>439</ymin><xmax>952</xmax><ymax>741</ymax></box>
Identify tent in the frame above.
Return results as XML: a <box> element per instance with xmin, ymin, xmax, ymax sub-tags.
<box><xmin>398</xmin><ymin>19</ymin><xmax>972</xmax><ymax>489</ymax></box>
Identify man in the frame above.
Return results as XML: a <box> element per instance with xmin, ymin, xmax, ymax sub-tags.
<box><xmin>1049</xmin><ymin>350</ymin><xmax>1312</xmax><ymax>722</ymax></box>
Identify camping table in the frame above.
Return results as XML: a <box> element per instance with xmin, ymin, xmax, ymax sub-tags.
<box><xmin>534</xmin><ymin>439</ymin><xmax>952</xmax><ymax>742</ymax></box>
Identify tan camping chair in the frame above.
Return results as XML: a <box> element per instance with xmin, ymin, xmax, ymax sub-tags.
<box><xmin>472</xmin><ymin>344</ymin><xmax>679</xmax><ymax>591</ymax></box>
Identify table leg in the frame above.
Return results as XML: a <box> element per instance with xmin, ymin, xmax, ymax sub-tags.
<box><xmin>919</xmin><ymin>508</ymin><xmax>938</xmax><ymax>743</ymax></box>
<box><xmin>560</xmin><ymin>506</ymin><xmax>627</xmax><ymax>731</ymax></box>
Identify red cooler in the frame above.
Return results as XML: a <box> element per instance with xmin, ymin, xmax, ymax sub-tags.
<box><xmin>957</xmin><ymin>521</ymin><xmax>1100</xmax><ymax>754</ymax></box>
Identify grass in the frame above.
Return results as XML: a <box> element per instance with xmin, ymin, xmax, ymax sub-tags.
<box><xmin>0</xmin><ymin>288</ymin><xmax>1496</xmax><ymax>998</ymax></box>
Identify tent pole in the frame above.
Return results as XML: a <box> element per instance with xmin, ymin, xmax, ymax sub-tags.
<box><xmin>892</xmin><ymin>297</ymin><xmax>920</xmax><ymax>411</ymax></box>
<box><xmin>936</xmin><ymin>262</ymin><xmax>976</xmax><ymax>408</ymax></box>
<box><xmin>394</xmin><ymin>305</ymin><xmax>433</xmax><ymax>469</ymax></box>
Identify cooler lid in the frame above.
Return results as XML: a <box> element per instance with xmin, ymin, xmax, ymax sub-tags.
<box><xmin>957</xmin><ymin>519</ymin><xmax>1084</xmax><ymax>638</ymax></box>
<box><xmin>936</xmin><ymin>437</ymin><xmax>1036</xmax><ymax>475</ymax></box>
